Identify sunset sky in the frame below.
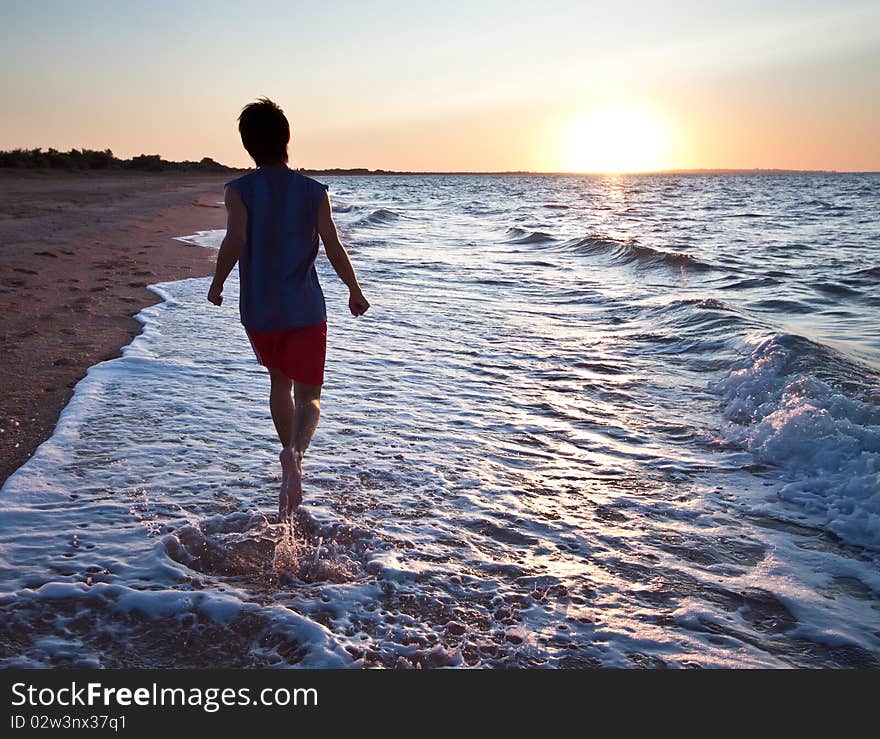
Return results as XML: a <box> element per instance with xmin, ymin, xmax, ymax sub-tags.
<box><xmin>1</xmin><ymin>0</ymin><xmax>878</xmax><ymax>172</ymax></box>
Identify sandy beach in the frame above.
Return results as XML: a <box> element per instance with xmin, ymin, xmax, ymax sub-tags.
<box><xmin>0</xmin><ymin>170</ymin><xmax>238</xmax><ymax>487</ymax></box>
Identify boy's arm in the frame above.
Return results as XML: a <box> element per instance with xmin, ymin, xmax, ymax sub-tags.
<box><xmin>207</xmin><ymin>185</ymin><xmax>247</xmax><ymax>306</ymax></box>
<box><xmin>317</xmin><ymin>192</ymin><xmax>370</xmax><ymax>317</ymax></box>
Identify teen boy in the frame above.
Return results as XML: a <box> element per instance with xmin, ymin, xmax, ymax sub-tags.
<box><xmin>208</xmin><ymin>98</ymin><xmax>369</xmax><ymax>520</ymax></box>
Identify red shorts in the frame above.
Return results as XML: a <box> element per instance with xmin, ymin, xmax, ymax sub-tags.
<box><xmin>246</xmin><ymin>321</ymin><xmax>327</xmax><ymax>386</ymax></box>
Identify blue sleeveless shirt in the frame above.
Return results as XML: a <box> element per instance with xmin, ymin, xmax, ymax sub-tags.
<box><xmin>224</xmin><ymin>167</ymin><xmax>329</xmax><ymax>331</ymax></box>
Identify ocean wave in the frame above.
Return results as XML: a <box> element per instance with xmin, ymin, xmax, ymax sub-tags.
<box><xmin>645</xmin><ymin>296</ymin><xmax>751</xmax><ymax>336</ymax></box>
<box><xmin>719</xmin><ymin>277</ymin><xmax>783</xmax><ymax>290</ymax></box>
<box><xmin>0</xmin><ymin>580</ymin><xmax>351</xmax><ymax>668</ymax></box>
<box><xmin>667</xmin><ymin>297</ymin><xmax>739</xmax><ymax>312</ymax></box>
<box><xmin>356</xmin><ymin>207</ymin><xmax>400</xmax><ymax>226</ymax></box>
<box><xmin>747</xmin><ymin>298</ymin><xmax>815</xmax><ymax>314</ymax></box>
<box><xmin>504</xmin><ymin>227</ymin><xmax>556</xmax><ymax>244</ymax></box>
<box><xmin>805</xmin><ymin>199</ymin><xmax>853</xmax><ymax>212</ymax></box>
<box><xmin>711</xmin><ymin>333</ymin><xmax>880</xmax><ymax>550</ymax></box>
<box><xmin>811</xmin><ymin>281</ymin><xmax>861</xmax><ymax>298</ymax></box>
<box><xmin>844</xmin><ymin>266</ymin><xmax>880</xmax><ymax>284</ymax></box>
<box><xmin>556</xmin><ymin>235</ymin><xmax>714</xmax><ymax>271</ymax></box>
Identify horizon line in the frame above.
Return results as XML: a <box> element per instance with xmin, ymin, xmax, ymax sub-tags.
<box><xmin>2</xmin><ymin>147</ymin><xmax>877</xmax><ymax>176</ymax></box>
<box><xmin>0</xmin><ymin>146</ymin><xmax>880</xmax><ymax>177</ymax></box>
<box><xmin>288</xmin><ymin>166</ymin><xmax>877</xmax><ymax>176</ymax></box>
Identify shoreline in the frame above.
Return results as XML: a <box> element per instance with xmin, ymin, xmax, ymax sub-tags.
<box><xmin>0</xmin><ymin>171</ymin><xmax>229</xmax><ymax>487</ymax></box>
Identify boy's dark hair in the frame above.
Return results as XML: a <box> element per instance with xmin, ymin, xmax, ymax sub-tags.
<box><xmin>237</xmin><ymin>97</ymin><xmax>290</xmax><ymax>166</ymax></box>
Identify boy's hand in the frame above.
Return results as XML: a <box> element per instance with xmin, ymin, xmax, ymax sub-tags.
<box><xmin>349</xmin><ymin>288</ymin><xmax>370</xmax><ymax>317</ymax></box>
<box><xmin>207</xmin><ymin>281</ymin><xmax>223</xmax><ymax>306</ymax></box>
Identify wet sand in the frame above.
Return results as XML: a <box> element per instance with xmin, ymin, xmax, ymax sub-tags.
<box><xmin>0</xmin><ymin>170</ymin><xmax>240</xmax><ymax>487</ymax></box>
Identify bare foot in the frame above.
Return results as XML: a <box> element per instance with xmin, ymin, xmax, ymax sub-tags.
<box><xmin>287</xmin><ymin>450</ymin><xmax>303</xmax><ymax>517</ymax></box>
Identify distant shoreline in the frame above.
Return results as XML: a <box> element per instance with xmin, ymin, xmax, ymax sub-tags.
<box><xmin>297</xmin><ymin>167</ymin><xmax>874</xmax><ymax>176</ymax></box>
<box><xmin>7</xmin><ymin>166</ymin><xmax>874</xmax><ymax>179</ymax></box>
<box><xmin>2</xmin><ymin>148</ymin><xmax>875</xmax><ymax>177</ymax></box>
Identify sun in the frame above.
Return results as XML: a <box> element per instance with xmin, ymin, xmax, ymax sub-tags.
<box><xmin>563</xmin><ymin>104</ymin><xmax>668</xmax><ymax>174</ymax></box>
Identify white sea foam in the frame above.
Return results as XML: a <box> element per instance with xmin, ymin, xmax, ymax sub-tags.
<box><xmin>175</xmin><ymin>230</ymin><xmax>224</xmax><ymax>250</ymax></box>
<box><xmin>712</xmin><ymin>333</ymin><xmax>880</xmax><ymax>549</ymax></box>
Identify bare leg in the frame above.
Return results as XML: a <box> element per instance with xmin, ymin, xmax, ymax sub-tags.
<box><xmin>268</xmin><ymin>368</ymin><xmax>294</xmax><ymax>519</ymax></box>
<box><xmin>293</xmin><ymin>381</ymin><xmax>322</xmax><ymax>458</ymax></box>
<box><xmin>286</xmin><ymin>381</ymin><xmax>321</xmax><ymax>513</ymax></box>
<box><xmin>269</xmin><ymin>368</ymin><xmax>294</xmax><ymax>446</ymax></box>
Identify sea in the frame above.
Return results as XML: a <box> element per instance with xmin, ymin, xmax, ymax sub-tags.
<box><xmin>1</xmin><ymin>172</ymin><xmax>878</xmax><ymax>668</ymax></box>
